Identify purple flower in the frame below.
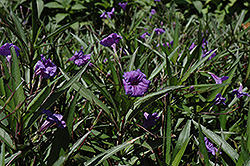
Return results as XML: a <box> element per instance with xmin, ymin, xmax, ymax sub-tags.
<box><xmin>150</xmin><ymin>9</ymin><xmax>156</xmax><ymax>18</ymax></box>
<box><xmin>100</xmin><ymin>33</ymin><xmax>122</xmax><ymax>47</ymax></box>
<box><xmin>118</xmin><ymin>2</ymin><xmax>127</xmax><ymax>11</ymax></box>
<box><xmin>140</xmin><ymin>32</ymin><xmax>150</xmax><ymax>39</ymax></box>
<box><xmin>100</xmin><ymin>11</ymin><xmax>107</xmax><ymax>19</ymax></box>
<box><xmin>166</xmin><ymin>41</ymin><xmax>173</xmax><ymax>48</ymax></box>
<box><xmin>151</xmin><ymin>9</ymin><xmax>156</xmax><ymax>15</ymax></box>
<box><xmin>0</xmin><ymin>43</ymin><xmax>20</xmax><ymax>62</ymax></box>
<box><xmin>189</xmin><ymin>42</ymin><xmax>196</xmax><ymax>50</ymax></box>
<box><xmin>100</xmin><ymin>8</ymin><xmax>115</xmax><ymax>19</ymax></box>
<box><xmin>155</xmin><ymin>0</ymin><xmax>161</xmax><ymax>1</ymax></box>
<box><xmin>213</xmin><ymin>93</ymin><xmax>226</xmax><ymax>106</ymax></box>
<box><xmin>204</xmin><ymin>137</ymin><xmax>221</xmax><ymax>155</ymax></box>
<box><xmin>34</xmin><ymin>54</ymin><xmax>57</xmax><ymax>79</ymax></box>
<box><xmin>103</xmin><ymin>58</ymin><xmax>108</xmax><ymax>63</ymax></box>
<box><xmin>189</xmin><ymin>86</ymin><xmax>195</xmax><ymax>92</ymax></box>
<box><xmin>232</xmin><ymin>84</ymin><xmax>249</xmax><ymax>98</ymax></box>
<box><xmin>208</xmin><ymin>72</ymin><xmax>229</xmax><ymax>84</ymax></box>
<box><xmin>122</xmin><ymin>69</ymin><xmax>151</xmax><ymax>97</ymax></box>
<box><xmin>69</xmin><ymin>50</ymin><xmax>91</xmax><ymax>67</ymax></box>
<box><xmin>155</xmin><ymin>28</ymin><xmax>165</xmax><ymax>35</ymax></box>
<box><xmin>202</xmin><ymin>38</ymin><xmax>208</xmax><ymax>48</ymax></box>
<box><xmin>143</xmin><ymin>112</ymin><xmax>159</xmax><ymax>128</ymax></box>
<box><xmin>107</xmin><ymin>8</ymin><xmax>115</xmax><ymax>18</ymax></box>
<box><xmin>40</xmin><ymin>109</ymin><xmax>66</xmax><ymax>131</ymax></box>
<box><xmin>202</xmin><ymin>49</ymin><xmax>216</xmax><ymax>60</ymax></box>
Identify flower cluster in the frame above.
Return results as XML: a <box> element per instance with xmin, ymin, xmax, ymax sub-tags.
<box><xmin>69</xmin><ymin>50</ymin><xmax>91</xmax><ymax>67</ymax></box>
<box><xmin>118</xmin><ymin>2</ymin><xmax>127</xmax><ymax>11</ymax></box>
<box><xmin>155</xmin><ymin>28</ymin><xmax>165</xmax><ymax>35</ymax></box>
<box><xmin>34</xmin><ymin>54</ymin><xmax>57</xmax><ymax>79</ymax></box>
<box><xmin>0</xmin><ymin>43</ymin><xmax>20</xmax><ymax>62</ymax></box>
<box><xmin>40</xmin><ymin>109</ymin><xmax>66</xmax><ymax>132</ymax></box>
<box><xmin>100</xmin><ymin>33</ymin><xmax>122</xmax><ymax>47</ymax></box>
<box><xmin>232</xmin><ymin>83</ymin><xmax>249</xmax><ymax>98</ymax></box>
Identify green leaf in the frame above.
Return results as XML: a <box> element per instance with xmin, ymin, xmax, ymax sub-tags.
<box><xmin>193</xmin><ymin>1</ymin><xmax>203</xmax><ymax>14</ymax></box>
<box><xmin>44</xmin><ymin>2</ymin><xmax>64</xmax><ymax>8</ymax></box>
<box><xmin>53</xmin><ymin>131</ymin><xmax>91</xmax><ymax>165</ymax></box>
<box><xmin>128</xmin><ymin>47</ymin><xmax>138</xmax><ymax>71</ymax></box>
<box><xmin>171</xmin><ymin>136</ymin><xmax>191</xmax><ymax>166</ymax></box>
<box><xmin>10</xmin><ymin>47</ymin><xmax>25</xmax><ymax>107</ymax></box>
<box><xmin>59</xmin><ymin>68</ymin><xmax>111</xmax><ymax>116</ymax></box>
<box><xmin>55</xmin><ymin>13</ymin><xmax>68</xmax><ymax>23</ymax></box>
<box><xmin>32</xmin><ymin>0</ymin><xmax>38</xmax><ymax>46</ymax></box>
<box><xmin>0</xmin><ymin>128</ymin><xmax>15</xmax><ymax>150</ymax></box>
<box><xmin>172</xmin><ymin>120</ymin><xmax>191</xmax><ymax>159</ymax></box>
<box><xmin>0</xmin><ymin>143</ymin><xmax>5</xmax><ymax>166</ymax></box>
<box><xmin>179</xmin><ymin>49</ymin><xmax>217</xmax><ymax>85</ymax></box>
<box><xmin>84</xmin><ymin>136</ymin><xmax>141</xmax><ymax>166</ymax></box>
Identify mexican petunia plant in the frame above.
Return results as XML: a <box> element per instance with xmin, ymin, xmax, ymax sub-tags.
<box><xmin>0</xmin><ymin>0</ymin><xmax>249</xmax><ymax>166</ymax></box>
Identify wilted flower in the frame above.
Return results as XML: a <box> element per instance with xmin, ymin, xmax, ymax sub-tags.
<box><xmin>34</xmin><ymin>54</ymin><xmax>57</xmax><ymax>79</ymax></box>
<box><xmin>232</xmin><ymin>83</ymin><xmax>249</xmax><ymax>98</ymax></box>
<box><xmin>155</xmin><ymin>28</ymin><xmax>165</xmax><ymax>35</ymax></box>
<box><xmin>213</xmin><ymin>93</ymin><xmax>226</xmax><ymax>106</ymax></box>
<box><xmin>69</xmin><ymin>50</ymin><xmax>91</xmax><ymax>67</ymax></box>
<box><xmin>100</xmin><ymin>33</ymin><xmax>122</xmax><ymax>47</ymax></box>
<box><xmin>40</xmin><ymin>109</ymin><xmax>66</xmax><ymax>132</ymax></box>
<box><xmin>202</xmin><ymin>49</ymin><xmax>216</xmax><ymax>60</ymax></box>
<box><xmin>140</xmin><ymin>32</ymin><xmax>150</xmax><ymax>39</ymax></box>
<box><xmin>0</xmin><ymin>43</ymin><xmax>20</xmax><ymax>62</ymax></box>
<box><xmin>189</xmin><ymin>42</ymin><xmax>196</xmax><ymax>50</ymax></box>
<box><xmin>118</xmin><ymin>2</ymin><xmax>127</xmax><ymax>11</ymax></box>
<box><xmin>208</xmin><ymin>72</ymin><xmax>229</xmax><ymax>84</ymax></box>
<box><xmin>204</xmin><ymin>137</ymin><xmax>221</xmax><ymax>155</ymax></box>
<box><xmin>143</xmin><ymin>112</ymin><xmax>159</xmax><ymax>128</ymax></box>
<box><xmin>122</xmin><ymin>69</ymin><xmax>151</xmax><ymax>97</ymax></box>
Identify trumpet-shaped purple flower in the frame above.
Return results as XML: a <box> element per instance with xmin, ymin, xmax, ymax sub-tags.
<box><xmin>155</xmin><ymin>28</ymin><xmax>165</xmax><ymax>35</ymax></box>
<box><xmin>40</xmin><ymin>109</ymin><xmax>66</xmax><ymax>131</ymax></box>
<box><xmin>143</xmin><ymin>112</ymin><xmax>159</xmax><ymax>128</ymax></box>
<box><xmin>204</xmin><ymin>137</ymin><xmax>221</xmax><ymax>155</ymax></box>
<box><xmin>213</xmin><ymin>93</ymin><xmax>226</xmax><ymax>106</ymax></box>
<box><xmin>100</xmin><ymin>33</ymin><xmax>122</xmax><ymax>47</ymax></box>
<box><xmin>208</xmin><ymin>72</ymin><xmax>229</xmax><ymax>84</ymax></box>
<box><xmin>69</xmin><ymin>50</ymin><xmax>91</xmax><ymax>67</ymax></box>
<box><xmin>0</xmin><ymin>43</ymin><xmax>20</xmax><ymax>62</ymax></box>
<box><xmin>118</xmin><ymin>2</ymin><xmax>127</xmax><ymax>11</ymax></box>
<box><xmin>232</xmin><ymin>84</ymin><xmax>249</xmax><ymax>98</ymax></box>
<box><xmin>123</xmin><ymin>69</ymin><xmax>151</xmax><ymax>97</ymax></box>
<box><xmin>34</xmin><ymin>54</ymin><xmax>57</xmax><ymax>79</ymax></box>
<box><xmin>202</xmin><ymin>49</ymin><xmax>216</xmax><ymax>60</ymax></box>
<box><xmin>155</xmin><ymin>0</ymin><xmax>161</xmax><ymax>1</ymax></box>
<box><xmin>140</xmin><ymin>32</ymin><xmax>150</xmax><ymax>39</ymax></box>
